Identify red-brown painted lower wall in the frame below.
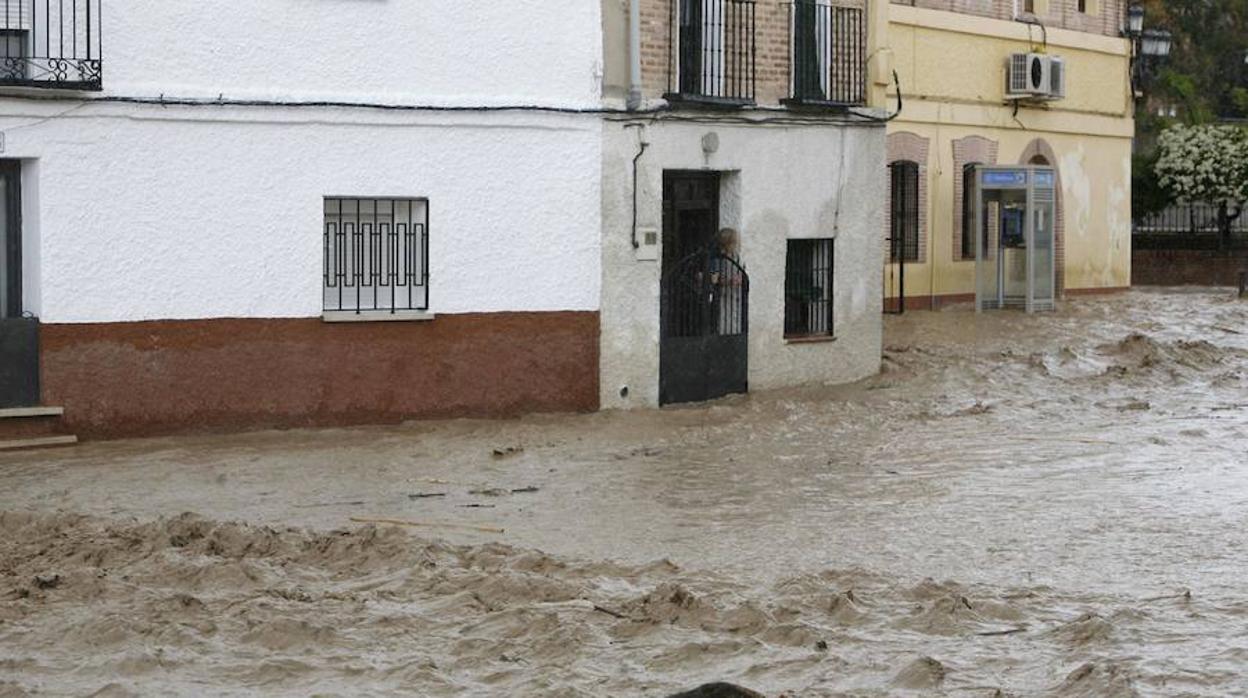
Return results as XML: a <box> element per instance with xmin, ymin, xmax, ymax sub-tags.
<box><xmin>39</xmin><ymin>312</ymin><xmax>599</xmax><ymax>440</ymax></box>
<box><xmin>1132</xmin><ymin>249</ymin><xmax>1248</xmax><ymax>286</ymax></box>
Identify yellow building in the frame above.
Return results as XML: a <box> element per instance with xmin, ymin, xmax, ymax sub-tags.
<box><xmin>874</xmin><ymin>1</ymin><xmax>1134</xmax><ymax>308</ymax></box>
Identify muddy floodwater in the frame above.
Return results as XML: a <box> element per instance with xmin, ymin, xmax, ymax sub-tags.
<box><xmin>2</xmin><ymin>288</ymin><xmax>1248</xmax><ymax>696</ymax></box>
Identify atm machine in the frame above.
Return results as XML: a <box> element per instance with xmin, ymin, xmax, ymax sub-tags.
<box><xmin>972</xmin><ymin>166</ymin><xmax>1057</xmax><ymax>313</ymax></box>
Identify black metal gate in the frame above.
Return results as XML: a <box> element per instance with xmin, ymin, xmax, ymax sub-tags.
<box><xmin>0</xmin><ymin>159</ymin><xmax>38</xmax><ymax>409</ymax></box>
<box><xmin>660</xmin><ymin>249</ymin><xmax>750</xmax><ymax>405</ymax></box>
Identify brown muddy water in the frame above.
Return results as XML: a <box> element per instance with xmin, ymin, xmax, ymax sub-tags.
<box><xmin>2</xmin><ymin>288</ymin><xmax>1247</xmax><ymax>696</ymax></box>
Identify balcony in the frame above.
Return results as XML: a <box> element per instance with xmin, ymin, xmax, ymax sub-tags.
<box><xmin>665</xmin><ymin>0</ymin><xmax>757</xmax><ymax>107</ymax></box>
<box><xmin>0</xmin><ymin>0</ymin><xmax>102</xmax><ymax>90</ymax></box>
<box><xmin>784</xmin><ymin>0</ymin><xmax>868</xmax><ymax>108</ymax></box>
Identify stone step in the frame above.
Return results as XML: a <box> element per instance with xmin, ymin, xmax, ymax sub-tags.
<box><xmin>0</xmin><ymin>406</ymin><xmax>73</xmax><ymax>441</ymax></box>
<box><xmin>0</xmin><ymin>435</ymin><xmax>78</xmax><ymax>451</ymax></box>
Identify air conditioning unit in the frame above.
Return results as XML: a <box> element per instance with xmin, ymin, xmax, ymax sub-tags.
<box><xmin>1006</xmin><ymin>53</ymin><xmax>1066</xmax><ymax>101</ymax></box>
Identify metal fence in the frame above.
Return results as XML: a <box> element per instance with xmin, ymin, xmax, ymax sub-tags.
<box><xmin>669</xmin><ymin>0</ymin><xmax>757</xmax><ymax>103</ymax></box>
<box><xmin>1133</xmin><ymin>203</ymin><xmax>1248</xmax><ymax>250</ymax></box>
<box><xmin>323</xmin><ymin>198</ymin><xmax>430</xmax><ymax>314</ymax></box>
<box><xmin>0</xmin><ymin>0</ymin><xmax>102</xmax><ymax>89</ymax></box>
<box><xmin>789</xmin><ymin>0</ymin><xmax>868</xmax><ymax>106</ymax></box>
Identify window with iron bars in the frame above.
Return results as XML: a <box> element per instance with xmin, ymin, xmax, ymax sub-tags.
<box><xmin>323</xmin><ymin>198</ymin><xmax>429</xmax><ymax>315</ymax></box>
<box><xmin>961</xmin><ymin>162</ymin><xmax>980</xmax><ymax>261</ymax></box>
<box><xmin>889</xmin><ymin>161</ymin><xmax>920</xmax><ymax>263</ymax></box>
<box><xmin>789</xmin><ymin>0</ymin><xmax>867</xmax><ymax>106</ymax></box>
<box><xmin>784</xmin><ymin>238</ymin><xmax>834</xmax><ymax>338</ymax></box>
<box><xmin>669</xmin><ymin>0</ymin><xmax>757</xmax><ymax>105</ymax></box>
<box><xmin>0</xmin><ymin>0</ymin><xmax>102</xmax><ymax>89</ymax></box>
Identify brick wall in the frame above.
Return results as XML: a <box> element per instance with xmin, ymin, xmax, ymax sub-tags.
<box><xmin>892</xmin><ymin>0</ymin><xmax>1125</xmax><ymax>37</ymax></box>
<box><xmin>951</xmin><ymin>136</ymin><xmax>999</xmax><ymax>262</ymax></box>
<box><xmin>639</xmin><ymin>0</ymin><xmax>868</xmax><ymax>105</ymax></box>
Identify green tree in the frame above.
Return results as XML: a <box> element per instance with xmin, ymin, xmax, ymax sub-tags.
<box><xmin>1155</xmin><ymin>124</ymin><xmax>1248</xmax><ymax>248</ymax></box>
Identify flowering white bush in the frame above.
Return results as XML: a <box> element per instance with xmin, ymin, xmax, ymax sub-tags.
<box><xmin>1155</xmin><ymin>124</ymin><xmax>1248</xmax><ymax>208</ymax></box>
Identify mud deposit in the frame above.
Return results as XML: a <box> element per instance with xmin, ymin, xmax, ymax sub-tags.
<box><xmin>2</xmin><ymin>289</ymin><xmax>1248</xmax><ymax>696</ymax></box>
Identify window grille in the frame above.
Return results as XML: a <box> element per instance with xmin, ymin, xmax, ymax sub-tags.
<box><xmin>0</xmin><ymin>0</ymin><xmax>101</xmax><ymax>89</ymax></box>
<box><xmin>784</xmin><ymin>238</ymin><xmax>834</xmax><ymax>338</ymax></box>
<box><xmin>889</xmin><ymin>161</ymin><xmax>920</xmax><ymax>263</ymax></box>
<box><xmin>323</xmin><ymin>198</ymin><xmax>429</xmax><ymax>314</ymax></box>
<box><xmin>789</xmin><ymin>0</ymin><xmax>867</xmax><ymax>106</ymax></box>
<box><xmin>961</xmin><ymin>162</ymin><xmax>979</xmax><ymax>260</ymax></box>
<box><xmin>669</xmin><ymin>0</ymin><xmax>757</xmax><ymax>104</ymax></box>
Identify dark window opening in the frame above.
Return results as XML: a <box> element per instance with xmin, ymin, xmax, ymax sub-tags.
<box><xmin>889</xmin><ymin>161</ymin><xmax>920</xmax><ymax>263</ymax></box>
<box><xmin>784</xmin><ymin>238</ymin><xmax>834</xmax><ymax>338</ymax></box>
<box><xmin>323</xmin><ymin>198</ymin><xmax>429</xmax><ymax>314</ymax></box>
<box><xmin>1077</xmin><ymin>0</ymin><xmax>1087</xmax><ymax>12</ymax></box>
<box><xmin>961</xmin><ymin>162</ymin><xmax>980</xmax><ymax>260</ymax></box>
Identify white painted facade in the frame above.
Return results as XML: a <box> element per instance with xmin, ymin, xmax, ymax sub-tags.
<box><xmin>600</xmin><ymin>120</ymin><xmax>887</xmax><ymax>408</ymax></box>
<box><xmin>0</xmin><ymin>0</ymin><xmax>888</xmax><ymax>414</ymax></box>
<box><xmin>0</xmin><ymin>0</ymin><xmax>605</xmax><ymax>324</ymax></box>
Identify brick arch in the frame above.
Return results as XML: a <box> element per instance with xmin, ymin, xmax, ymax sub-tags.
<box><xmin>1018</xmin><ymin>138</ymin><xmax>1065</xmax><ymax>298</ymax></box>
<box><xmin>886</xmin><ymin>132</ymin><xmax>930</xmax><ymax>264</ymax></box>
<box><xmin>951</xmin><ymin>136</ymin><xmax>1000</xmax><ymax>261</ymax></box>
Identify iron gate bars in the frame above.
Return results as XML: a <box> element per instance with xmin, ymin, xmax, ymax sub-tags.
<box><xmin>788</xmin><ymin>0</ymin><xmax>867</xmax><ymax>106</ymax></box>
<box><xmin>0</xmin><ymin>0</ymin><xmax>102</xmax><ymax>89</ymax></box>
<box><xmin>323</xmin><ymin>198</ymin><xmax>430</xmax><ymax>314</ymax></box>
<box><xmin>668</xmin><ymin>0</ymin><xmax>757</xmax><ymax>104</ymax></box>
<box><xmin>662</xmin><ymin>249</ymin><xmax>749</xmax><ymax>339</ymax></box>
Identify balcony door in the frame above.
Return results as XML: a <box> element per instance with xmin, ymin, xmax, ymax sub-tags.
<box><xmin>793</xmin><ymin>0</ymin><xmax>832</xmax><ymax>101</ymax></box>
<box><xmin>0</xmin><ymin>160</ymin><xmax>38</xmax><ymax>408</ymax></box>
<box><xmin>678</xmin><ymin>0</ymin><xmax>724</xmax><ymax>97</ymax></box>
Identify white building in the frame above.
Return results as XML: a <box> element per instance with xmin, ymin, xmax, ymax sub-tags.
<box><xmin>0</xmin><ymin>0</ymin><xmax>886</xmax><ymax>439</ymax></box>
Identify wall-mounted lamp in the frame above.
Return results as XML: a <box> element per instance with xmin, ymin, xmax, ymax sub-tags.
<box><xmin>1125</xmin><ymin>5</ymin><xmax>1172</xmax><ymax>101</ymax></box>
<box><xmin>1126</xmin><ymin>4</ymin><xmax>1145</xmax><ymax>37</ymax></box>
<box><xmin>1140</xmin><ymin>29</ymin><xmax>1173</xmax><ymax>58</ymax></box>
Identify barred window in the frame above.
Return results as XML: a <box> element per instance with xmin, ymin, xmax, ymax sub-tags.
<box><xmin>889</xmin><ymin>160</ymin><xmax>920</xmax><ymax>263</ymax></box>
<box><xmin>961</xmin><ymin>162</ymin><xmax>980</xmax><ymax>260</ymax></box>
<box><xmin>323</xmin><ymin>198</ymin><xmax>429</xmax><ymax>315</ymax></box>
<box><xmin>784</xmin><ymin>238</ymin><xmax>834</xmax><ymax>338</ymax></box>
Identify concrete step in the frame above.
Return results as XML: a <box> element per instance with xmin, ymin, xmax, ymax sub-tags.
<box><xmin>0</xmin><ymin>435</ymin><xmax>79</xmax><ymax>451</ymax></box>
<box><xmin>0</xmin><ymin>406</ymin><xmax>75</xmax><ymax>443</ymax></box>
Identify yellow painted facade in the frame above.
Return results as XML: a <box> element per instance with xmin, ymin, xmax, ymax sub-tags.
<box><xmin>874</xmin><ymin>4</ymin><xmax>1134</xmax><ymax>303</ymax></box>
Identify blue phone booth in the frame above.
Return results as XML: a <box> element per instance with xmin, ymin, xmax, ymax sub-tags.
<box><xmin>972</xmin><ymin>166</ymin><xmax>1057</xmax><ymax>313</ymax></box>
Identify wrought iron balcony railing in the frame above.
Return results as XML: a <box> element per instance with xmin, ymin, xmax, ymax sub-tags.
<box><xmin>667</xmin><ymin>0</ymin><xmax>757</xmax><ymax>106</ymax></box>
<box><xmin>786</xmin><ymin>0</ymin><xmax>867</xmax><ymax>107</ymax></box>
<box><xmin>0</xmin><ymin>0</ymin><xmax>101</xmax><ymax>90</ymax></box>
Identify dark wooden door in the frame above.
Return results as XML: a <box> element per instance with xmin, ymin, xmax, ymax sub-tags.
<box><xmin>0</xmin><ymin>160</ymin><xmax>38</xmax><ymax>408</ymax></box>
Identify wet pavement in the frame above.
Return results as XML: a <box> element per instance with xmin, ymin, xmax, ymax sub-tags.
<box><xmin>2</xmin><ymin>288</ymin><xmax>1247</xmax><ymax>696</ymax></box>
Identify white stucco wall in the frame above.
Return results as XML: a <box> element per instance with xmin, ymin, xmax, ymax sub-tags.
<box><xmin>601</xmin><ymin>120</ymin><xmax>887</xmax><ymax>407</ymax></box>
<box><xmin>105</xmin><ymin>0</ymin><xmax>603</xmax><ymax>108</ymax></box>
<box><xmin>0</xmin><ymin>102</ymin><xmax>602</xmax><ymax>323</ymax></box>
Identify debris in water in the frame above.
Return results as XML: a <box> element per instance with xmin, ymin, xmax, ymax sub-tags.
<box><xmin>492</xmin><ymin>446</ymin><xmax>524</xmax><ymax>459</ymax></box>
<box><xmin>33</xmin><ymin>574</ymin><xmax>61</xmax><ymax>590</ymax></box>
<box><xmin>667</xmin><ymin>683</ymin><xmax>765</xmax><ymax>698</ymax></box>
<box><xmin>407</xmin><ymin>492</ymin><xmax>447</xmax><ymax>500</ymax></box>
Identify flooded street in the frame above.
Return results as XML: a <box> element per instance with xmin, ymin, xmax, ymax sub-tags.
<box><xmin>2</xmin><ymin>288</ymin><xmax>1247</xmax><ymax>696</ymax></box>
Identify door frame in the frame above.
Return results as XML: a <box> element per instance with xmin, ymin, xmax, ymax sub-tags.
<box><xmin>1</xmin><ymin>159</ymin><xmax>21</xmax><ymax>318</ymax></box>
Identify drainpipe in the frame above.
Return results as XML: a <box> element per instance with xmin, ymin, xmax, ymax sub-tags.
<box><xmin>627</xmin><ymin>0</ymin><xmax>643</xmax><ymax>110</ymax></box>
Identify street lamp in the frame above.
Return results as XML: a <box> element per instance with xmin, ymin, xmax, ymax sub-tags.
<box><xmin>1126</xmin><ymin>4</ymin><xmax>1145</xmax><ymax>37</ymax></box>
<box><xmin>1125</xmin><ymin>5</ymin><xmax>1171</xmax><ymax>100</ymax></box>
<box><xmin>1140</xmin><ymin>29</ymin><xmax>1173</xmax><ymax>59</ymax></box>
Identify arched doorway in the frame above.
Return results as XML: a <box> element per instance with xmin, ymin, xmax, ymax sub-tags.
<box><xmin>1019</xmin><ymin>140</ymin><xmax>1065</xmax><ymax>298</ymax></box>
